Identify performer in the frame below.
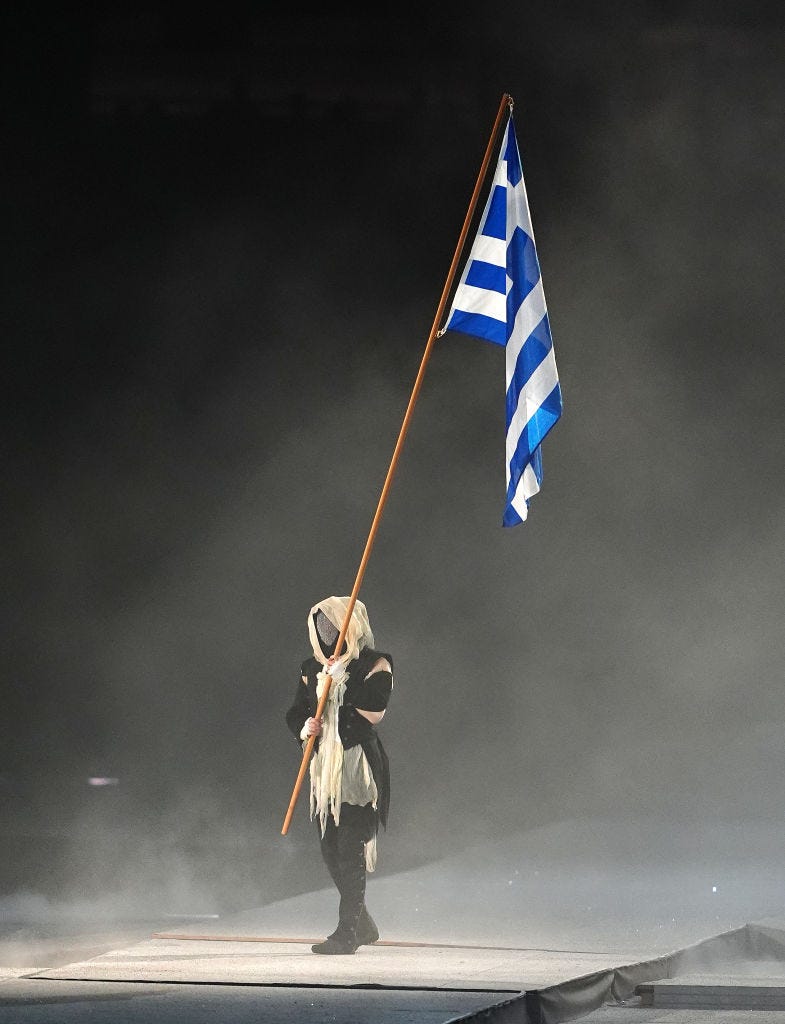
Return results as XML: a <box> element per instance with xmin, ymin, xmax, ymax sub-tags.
<box><xmin>286</xmin><ymin>596</ymin><xmax>393</xmax><ymax>955</ymax></box>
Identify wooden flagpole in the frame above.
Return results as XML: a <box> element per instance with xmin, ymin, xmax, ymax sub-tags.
<box><xmin>281</xmin><ymin>92</ymin><xmax>512</xmax><ymax>836</ymax></box>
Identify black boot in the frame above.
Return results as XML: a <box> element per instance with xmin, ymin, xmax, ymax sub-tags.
<box><xmin>313</xmin><ymin>813</ymin><xmax>368</xmax><ymax>955</ymax></box>
<box><xmin>335</xmin><ymin>838</ymin><xmax>365</xmax><ymax>942</ymax></box>
<box><xmin>311</xmin><ymin>932</ymin><xmax>358</xmax><ymax>954</ymax></box>
<box><xmin>356</xmin><ymin>906</ymin><xmax>379</xmax><ymax>945</ymax></box>
<box><xmin>322</xmin><ymin>906</ymin><xmax>378</xmax><ymax>947</ymax></box>
<box><xmin>313</xmin><ymin>805</ymin><xmax>378</xmax><ymax>955</ymax></box>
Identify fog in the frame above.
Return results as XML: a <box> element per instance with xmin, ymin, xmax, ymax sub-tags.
<box><xmin>3</xmin><ymin>6</ymin><xmax>785</xmax><ymax>923</ymax></box>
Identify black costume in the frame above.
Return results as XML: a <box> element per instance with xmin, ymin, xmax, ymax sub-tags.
<box><xmin>286</xmin><ymin>644</ymin><xmax>393</xmax><ymax>953</ymax></box>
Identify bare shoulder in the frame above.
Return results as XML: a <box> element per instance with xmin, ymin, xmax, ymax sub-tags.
<box><xmin>366</xmin><ymin>656</ymin><xmax>391</xmax><ymax>677</ymax></box>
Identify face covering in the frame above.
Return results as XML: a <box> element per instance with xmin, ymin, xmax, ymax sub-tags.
<box><xmin>315</xmin><ymin>609</ymin><xmax>340</xmax><ymax>658</ymax></box>
<box><xmin>307</xmin><ymin>596</ymin><xmax>374</xmax><ymax>665</ymax></box>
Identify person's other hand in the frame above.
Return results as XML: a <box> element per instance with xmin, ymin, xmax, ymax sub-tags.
<box><xmin>326</xmin><ymin>658</ymin><xmax>347</xmax><ymax>684</ymax></box>
<box><xmin>304</xmin><ymin>717</ymin><xmax>323</xmax><ymax>737</ymax></box>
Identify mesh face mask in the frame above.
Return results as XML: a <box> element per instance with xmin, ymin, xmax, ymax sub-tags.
<box><xmin>315</xmin><ymin>609</ymin><xmax>339</xmax><ymax>656</ymax></box>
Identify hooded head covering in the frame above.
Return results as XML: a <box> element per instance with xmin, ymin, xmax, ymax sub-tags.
<box><xmin>307</xmin><ymin>596</ymin><xmax>374</xmax><ymax>666</ymax></box>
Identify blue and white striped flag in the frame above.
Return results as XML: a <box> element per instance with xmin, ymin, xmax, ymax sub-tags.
<box><xmin>445</xmin><ymin>113</ymin><xmax>562</xmax><ymax>525</ymax></box>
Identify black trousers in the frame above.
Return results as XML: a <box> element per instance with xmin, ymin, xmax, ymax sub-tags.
<box><xmin>317</xmin><ymin>802</ymin><xmax>376</xmax><ymax>939</ymax></box>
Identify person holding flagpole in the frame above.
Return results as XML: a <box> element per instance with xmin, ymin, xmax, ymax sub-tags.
<box><xmin>280</xmin><ymin>96</ymin><xmax>562</xmax><ymax>936</ymax></box>
<box><xmin>285</xmin><ymin>596</ymin><xmax>393</xmax><ymax>955</ymax></box>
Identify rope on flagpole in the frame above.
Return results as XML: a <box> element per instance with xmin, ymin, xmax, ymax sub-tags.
<box><xmin>281</xmin><ymin>92</ymin><xmax>513</xmax><ymax>836</ymax></box>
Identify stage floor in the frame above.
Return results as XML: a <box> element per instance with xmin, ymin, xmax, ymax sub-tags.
<box><xmin>28</xmin><ymin>933</ymin><xmax>644</xmax><ymax>989</ymax></box>
<box><xmin>16</xmin><ymin>921</ymin><xmax>785</xmax><ymax>1024</ymax></box>
<box><xmin>8</xmin><ymin>818</ymin><xmax>785</xmax><ymax>1023</ymax></box>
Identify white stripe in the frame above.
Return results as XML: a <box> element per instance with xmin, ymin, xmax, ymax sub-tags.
<box><xmin>504</xmin><ymin>280</ymin><xmax>547</xmax><ymax>388</ymax></box>
<box><xmin>519</xmin><ymin>463</ymin><xmax>540</xmax><ymax>502</ymax></box>
<box><xmin>505</xmin><ymin>346</ymin><xmax>559</xmax><ymax>468</ymax></box>
<box><xmin>510</xmin><ymin>489</ymin><xmax>529</xmax><ymax>521</ymax></box>
<box><xmin>469</xmin><ymin>233</ymin><xmax>506</xmax><ymax>268</ymax></box>
<box><xmin>451</xmin><ymin>282</ymin><xmax>507</xmax><ymax>323</ymax></box>
<box><xmin>509</xmin><ymin>177</ymin><xmax>535</xmax><ymax>239</ymax></box>
<box><xmin>522</xmin><ymin>462</ymin><xmax>540</xmax><ymax>498</ymax></box>
<box><xmin>507</xmin><ymin>457</ymin><xmax>541</xmax><ymax>509</ymax></box>
<box><xmin>492</xmin><ymin>157</ymin><xmax>508</xmax><ymax>188</ymax></box>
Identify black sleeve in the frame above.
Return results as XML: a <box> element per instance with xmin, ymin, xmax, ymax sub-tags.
<box><xmin>355</xmin><ymin>670</ymin><xmax>393</xmax><ymax>712</ymax></box>
<box><xmin>285</xmin><ymin>674</ymin><xmax>312</xmax><ymax>739</ymax></box>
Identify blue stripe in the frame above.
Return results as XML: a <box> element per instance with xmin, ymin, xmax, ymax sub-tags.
<box><xmin>502</xmin><ymin>446</ymin><xmax>541</xmax><ymax>526</ymax></box>
<box><xmin>465</xmin><ymin>259</ymin><xmax>506</xmax><ymax>294</ymax></box>
<box><xmin>506</xmin><ymin>383</ymin><xmax>562</xmax><ymax>499</ymax></box>
<box><xmin>507</xmin><ymin>385</ymin><xmax>560</xmax><ymax>528</ymax></box>
<box><xmin>483</xmin><ymin>185</ymin><xmax>506</xmax><ymax>240</ymax></box>
<box><xmin>505</xmin><ymin>315</ymin><xmax>553</xmax><ymax>427</ymax></box>
<box><xmin>504</xmin><ymin>118</ymin><xmax>523</xmax><ymax>187</ymax></box>
<box><xmin>505</xmin><ymin>226</ymin><xmax>540</xmax><ymax>341</ymax></box>
<box><xmin>446</xmin><ymin>308</ymin><xmax>506</xmax><ymax>347</ymax></box>
<box><xmin>502</xmin><ymin>504</ymin><xmax>524</xmax><ymax>527</ymax></box>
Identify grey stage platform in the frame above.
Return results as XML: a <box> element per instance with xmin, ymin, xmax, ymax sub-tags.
<box><xmin>30</xmin><ymin>925</ymin><xmax>785</xmax><ymax>1022</ymax></box>
<box><xmin>635</xmin><ymin>919</ymin><xmax>785</xmax><ymax>1012</ymax></box>
<box><xmin>22</xmin><ymin>820</ymin><xmax>785</xmax><ymax>1023</ymax></box>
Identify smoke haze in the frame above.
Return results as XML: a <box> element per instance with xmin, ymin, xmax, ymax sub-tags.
<box><xmin>3</xmin><ymin>5</ymin><xmax>785</xmax><ymax>918</ymax></box>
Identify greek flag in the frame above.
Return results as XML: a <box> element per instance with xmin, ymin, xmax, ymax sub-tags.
<box><xmin>445</xmin><ymin>114</ymin><xmax>562</xmax><ymax>525</ymax></box>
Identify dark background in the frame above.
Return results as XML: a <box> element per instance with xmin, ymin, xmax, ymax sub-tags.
<box><xmin>3</xmin><ymin>4</ymin><xmax>785</xmax><ymax>918</ymax></box>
